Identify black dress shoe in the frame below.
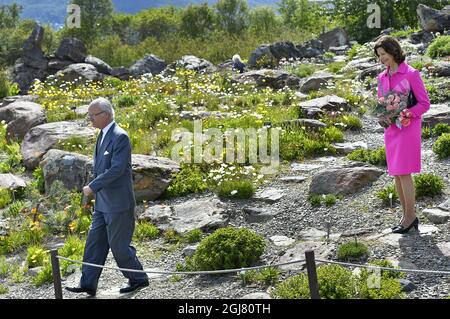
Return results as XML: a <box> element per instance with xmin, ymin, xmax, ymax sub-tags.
<box><xmin>392</xmin><ymin>217</ymin><xmax>419</xmax><ymax>234</ymax></box>
<box><xmin>119</xmin><ymin>280</ymin><xmax>149</xmax><ymax>293</ymax></box>
<box><xmin>65</xmin><ymin>286</ymin><xmax>96</xmax><ymax>296</ymax></box>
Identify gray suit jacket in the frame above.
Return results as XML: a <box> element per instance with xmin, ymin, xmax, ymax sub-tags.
<box><xmin>89</xmin><ymin>122</ymin><xmax>135</xmax><ymax>213</ymax></box>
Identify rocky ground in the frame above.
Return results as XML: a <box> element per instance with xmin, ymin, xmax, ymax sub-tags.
<box><xmin>2</xmin><ymin>113</ymin><xmax>450</xmax><ymax>300</ymax></box>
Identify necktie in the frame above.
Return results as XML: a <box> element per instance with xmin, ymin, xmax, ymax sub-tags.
<box><xmin>96</xmin><ymin>130</ymin><xmax>103</xmax><ymax>156</ymax></box>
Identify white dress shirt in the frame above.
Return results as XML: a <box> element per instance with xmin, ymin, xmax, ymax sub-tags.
<box><xmin>100</xmin><ymin>121</ymin><xmax>115</xmax><ymax>146</ymax></box>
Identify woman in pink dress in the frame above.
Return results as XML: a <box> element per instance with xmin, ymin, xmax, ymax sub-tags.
<box><xmin>374</xmin><ymin>36</ymin><xmax>430</xmax><ymax>234</ymax></box>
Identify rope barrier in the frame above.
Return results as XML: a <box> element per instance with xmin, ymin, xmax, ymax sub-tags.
<box><xmin>56</xmin><ymin>255</ymin><xmax>450</xmax><ymax>276</ymax></box>
<box><xmin>56</xmin><ymin>255</ymin><xmax>306</xmax><ymax>275</ymax></box>
<box><xmin>315</xmin><ymin>259</ymin><xmax>450</xmax><ymax>275</ymax></box>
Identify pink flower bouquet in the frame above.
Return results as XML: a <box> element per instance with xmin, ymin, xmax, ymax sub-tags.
<box><xmin>373</xmin><ymin>91</ymin><xmax>412</xmax><ymax>129</ymax></box>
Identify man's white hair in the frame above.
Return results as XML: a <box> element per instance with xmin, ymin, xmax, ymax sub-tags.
<box><xmin>89</xmin><ymin>97</ymin><xmax>115</xmax><ymax>119</ymax></box>
<box><xmin>232</xmin><ymin>54</ymin><xmax>242</xmax><ymax>63</ymax></box>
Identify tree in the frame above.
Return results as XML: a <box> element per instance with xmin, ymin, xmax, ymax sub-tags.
<box><xmin>277</xmin><ymin>0</ymin><xmax>319</xmax><ymax>33</ymax></box>
<box><xmin>133</xmin><ymin>7</ymin><xmax>180</xmax><ymax>41</ymax></box>
<box><xmin>248</xmin><ymin>6</ymin><xmax>282</xmax><ymax>35</ymax></box>
<box><xmin>0</xmin><ymin>3</ymin><xmax>22</xmax><ymax>29</ymax></box>
<box><xmin>181</xmin><ymin>4</ymin><xmax>215</xmax><ymax>38</ymax></box>
<box><xmin>214</xmin><ymin>0</ymin><xmax>250</xmax><ymax>34</ymax></box>
<box><xmin>64</xmin><ymin>0</ymin><xmax>113</xmax><ymax>45</ymax></box>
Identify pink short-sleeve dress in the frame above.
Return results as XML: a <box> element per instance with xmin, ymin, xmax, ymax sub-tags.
<box><xmin>376</xmin><ymin>62</ymin><xmax>430</xmax><ymax>176</ymax></box>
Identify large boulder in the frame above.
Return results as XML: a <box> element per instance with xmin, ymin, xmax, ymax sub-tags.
<box><xmin>21</xmin><ymin>24</ymin><xmax>47</xmax><ymax>70</ymax></box>
<box><xmin>318</xmin><ymin>27</ymin><xmax>350</xmax><ymax>51</ymax></box>
<box><xmin>0</xmin><ymin>101</ymin><xmax>46</xmax><ymax>141</ymax></box>
<box><xmin>131</xmin><ymin>154</ymin><xmax>180</xmax><ymax>202</ymax></box>
<box><xmin>248</xmin><ymin>41</ymin><xmax>301</xmax><ymax>68</ymax></box>
<box><xmin>417</xmin><ymin>4</ymin><xmax>450</xmax><ymax>33</ymax></box>
<box><xmin>138</xmin><ymin>198</ymin><xmax>228</xmax><ymax>234</ymax></box>
<box><xmin>0</xmin><ymin>173</ymin><xmax>27</xmax><ymax>191</ymax></box>
<box><xmin>295</xmin><ymin>39</ymin><xmax>325</xmax><ymax>59</ymax></box>
<box><xmin>163</xmin><ymin>55</ymin><xmax>217</xmax><ymax>76</ymax></box>
<box><xmin>54</xmin><ymin>63</ymin><xmax>105</xmax><ymax>83</ymax></box>
<box><xmin>409</xmin><ymin>30</ymin><xmax>435</xmax><ymax>44</ymax></box>
<box><xmin>309</xmin><ymin>166</ymin><xmax>384</xmax><ymax>196</ymax></box>
<box><xmin>422</xmin><ymin>104</ymin><xmax>450</xmax><ymax>127</ymax></box>
<box><xmin>0</xmin><ymin>95</ymin><xmax>39</xmax><ymax>108</ymax></box>
<box><xmin>232</xmin><ymin>69</ymin><xmax>301</xmax><ymax>90</ymax></box>
<box><xmin>20</xmin><ymin>121</ymin><xmax>96</xmax><ymax>169</ymax></box>
<box><xmin>299</xmin><ymin>95</ymin><xmax>349</xmax><ymax>114</ymax></box>
<box><xmin>55</xmin><ymin>38</ymin><xmax>87</xmax><ymax>63</ymax></box>
<box><xmin>299</xmin><ymin>73</ymin><xmax>334</xmax><ymax>93</ymax></box>
<box><xmin>129</xmin><ymin>54</ymin><xmax>166</xmax><ymax>77</ymax></box>
<box><xmin>13</xmin><ymin>59</ymin><xmax>48</xmax><ymax>94</ymax></box>
<box><xmin>111</xmin><ymin>67</ymin><xmax>132</xmax><ymax>80</ymax></box>
<box><xmin>428</xmin><ymin>61</ymin><xmax>450</xmax><ymax>77</ymax></box>
<box><xmin>40</xmin><ymin>149</ymin><xmax>93</xmax><ymax>193</ymax></box>
<box><xmin>84</xmin><ymin>55</ymin><xmax>113</xmax><ymax>75</ymax></box>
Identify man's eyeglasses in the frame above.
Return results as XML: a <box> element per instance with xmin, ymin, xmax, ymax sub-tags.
<box><xmin>88</xmin><ymin>111</ymin><xmax>105</xmax><ymax>119</ymax></box>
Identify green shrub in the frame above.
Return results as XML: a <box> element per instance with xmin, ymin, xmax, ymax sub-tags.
<box><xmin>347</xmin><ymin>147</ymin><xmax>386</xmax><ymax>166</ymax></box>
<box><xmin>59</xmin><ymin>235</ymin><xmax>85</xmax><ymax>276</ymax></box>
<box><xmin>308</xmin><ymin>194</ymin><xmax>322</xmax><ymax>207</ymax></box>
<box><xmin>377</xmin><ymin>185</ymin><xmax>398</xmax><ymax>207</ymax></box>
<box><xmin>432</xmin><ymin>123</ymin><xmax>450</xmax><ymax>137</ymax></box>
<box><xmin>414</xmin><ymin>173</ymin><xmax>445</xmax><ymax>198</ymax></box>
<box><xmin>327</xmin><ymin>61</ymin><xmax>346</xmax><ymax>73</ymax></box>
<box><xmin>0</xmin><ymin>256</ymin><xmax>10</xmax><ymax>278</ymax></box>
<box><xmin>257</xmin><ymin>267</ymin><xmax>281</xmax><ymax>286</ymax></box>
<box><xmin>364</xmin><ymin>260</ymin><xmax>405</xmax><ymax>279</ymax></box>
<box><xmin>134</xmin><ymin>222</ymin><xmax>159</xmax><ymax>241</ymax></box>
<box><xmin>164</xmin><ymin>228</ymin><xmax>182</xmax><ymax>244</ymax></box>
<box><xmin>216</xmin><ymin>179</ymin><xmax>255</xmax><ymax>199</ymax></box>
<box><xmin>163</xmin><ymin>164</ymin><xmax>207</xmax><ymax>198</ymax></box>
<box><xmin>32</xmin><ymin>166</ymin><xmax>45</xmax><ymax>194</ymax></box>
<box><xmin>0</xmin><ymin>284</ymin><xmax>8</xmax><ymax>294</ymax></box>
<box><xmin>238</xmin><ymin>269</ymin><xmax>259</xmax><ymax>285</ymax></box>
<box><xmin>323</xmin><ymin>51</ymin><xmax>336</xmax><ymax>59</ymax></box>
<box><xmin>358</xmin><ymin>260</ymin><xmax>406</xmax><ymax>299</ymax></box>
<box><xmin>422</xmin><ymin>126</ymin><xmax>431</xmax><ymax>139</ymax></box>
<box><xmin>358</xmin><ymin>276</ymin><xmax>405</xmax><ymax>299</ymax></box>
<box><xmin>290</xmin><ymin>64</ymin><xmax>316</xmax><ymax>78</ymax></box>
<box><xmin>0</xmin><ymin>188</ymin><xmax>12</xmax><ymax>209</ymax></box>
<box><xmin>2</xmin><ymin>200</ymin><xmax>25</xmax><ymax>218</ymax></box>
<box><xmin>191</xmin><ymin>227</ymin><xmax>265</xmax><ymax>271</ymax></box>
<box><xmin>308</xmin><ymin>194</ymin><xmax>340</xmax><ymax>207</ymax></box>
<box><xmin>322</xmin><ymin>126</ymin><xmax>344</xmax><ymax>143</ymax></box>
<box><xmin>26</xmin><ymin>245</ymin><xmax>47</xmax><ymax>268</ymax></box>
<box><xmin>273</xmin><ymin>264</ymin><xmax>357</xmax><ymax>299</ymax></box>
<box><xmin>340</xmin><ymin>115</ymin><xmax>363</xmax><ymax>131</ymax></box>
<box><xmin>0</xmin><ymin>69</ymin><xmax>12</xmax><ymax>99</ymax></box>
<box><xmin>32</xmin><ymin>263</ymin><xmax>53</xmax><ymax>287</ymax></box>
<box><xmin>114</xmin><ymin>94</ymin><xmax>139</xmax><ymax>108</ymax></box>
<box><xmin>426</xmin><ymin>35</ymin><xmax>450</xmax><ymax>58</ymax></box>
<box><xmin>337</xmin><ymin>240</ymin><xmax>369</xmax><ymax>261</ymax></box>
<box><xmin>433</xmin><ymin>133</ymin><xmax>450</xmax><ymax>159</ymax></box>
<box><xmin>183</xmin><ymin>229</ymin><xmax>203</xmax><ymax>244</ymax></box>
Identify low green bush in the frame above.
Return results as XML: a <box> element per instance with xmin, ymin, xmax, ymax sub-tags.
<box><xmin>0</xmin><ymin>188</ymin><xmax>13</xmax><ymax>209</ymax></box>
<box><xmin>273</xmin><ymin>264</ymin><xmax>357</xmax><ymax>299</ymax></box>
<box><xmin>26</xmin><ymin>245</ymin><xmax>47</xmax><ymax>268</ymax></box>
<box><xmin>337</xmin><ymin>241</ymin><xmax>369</xmax><ymax>261</ymax></box>
<box><xmin>134</xmin><ymin>222</ymin><xmax>159</xmax><ymax>241</ymax></box>
<box><xmin>183</xmin><ymin>229</ymin><xmax>203</xmax><ymax>244</ymax></box>
<box><xmin>377</xmin><ymin>185</ymin><xmax>398</xmax><ymax>207</ymax></box>
<box><xmin>414</xmin><ymin>173</ymin><xmax>445</xmax><ymax>198</ymax></box>
<box><xmin>347</xmin><ymin>147</ymin><xmax>386</xmax><ymax>166</ymax></box>
<box><xmin>433</xmin><ymin>133</ymin><xmax>450</xmax><ymax>159</ymax></box>
<box><xmin>426</xmin><ymin>35</ymin><xmax>450</xmax><ymax>58</ymax></box>
<box><xmin>190</xmin><ymin>227</ymin><xmax>265</xmax><ymax>271</ymax></box>
<box><xmin>432</xmin><ymin>123</ymin><xmax>450</xmax><ymax>137</ymax></box>
<box><xmin>216</xmin><ymin>179</ymin><xmax>255</xmax><ymax>199</ymax></box>
<box><xmin>163</xmin><ymin>164</ymin><xmax>207</xmax><ymax>198</ymax></box>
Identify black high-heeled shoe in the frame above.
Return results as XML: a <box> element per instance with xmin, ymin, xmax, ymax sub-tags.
<box><xmin>392</xmin><ymin>217</ymin><xmax>419</xmax><ymax>234</ymax></box>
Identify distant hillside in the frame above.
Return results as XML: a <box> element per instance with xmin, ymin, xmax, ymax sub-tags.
<box><xmin>0</xmin><ymin>0</ymin><xmax>280</xmax><ymax>26</ymax></box>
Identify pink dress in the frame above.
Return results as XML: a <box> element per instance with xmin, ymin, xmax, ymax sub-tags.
<box><xmin>377</xmin><ymin>62</ymin><xmax>430</xmax><ymax>176</ymax></box>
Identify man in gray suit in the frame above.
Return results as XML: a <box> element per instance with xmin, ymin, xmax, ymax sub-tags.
<box><xmin>66</xmin><ymin>97</ymin><xmax>149</xmax><ymax>296</ymax></box>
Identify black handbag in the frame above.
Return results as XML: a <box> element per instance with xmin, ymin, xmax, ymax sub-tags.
<box><xmin>407</xmin><ymin>89</ymin><xmax>417</xmax><ymax>108</ymax></box>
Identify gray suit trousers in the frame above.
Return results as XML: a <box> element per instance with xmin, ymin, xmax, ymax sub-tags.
<box><xmin>80</xmin><ymin>210</ymin><xmax>148</xmax><ymax>290</ymax></box>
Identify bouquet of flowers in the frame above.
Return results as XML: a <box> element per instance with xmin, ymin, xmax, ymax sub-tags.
<box><xmin>373</xmin><ymin>90</ymin><xmax>413</xmax><ymax>129</ymax></box>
